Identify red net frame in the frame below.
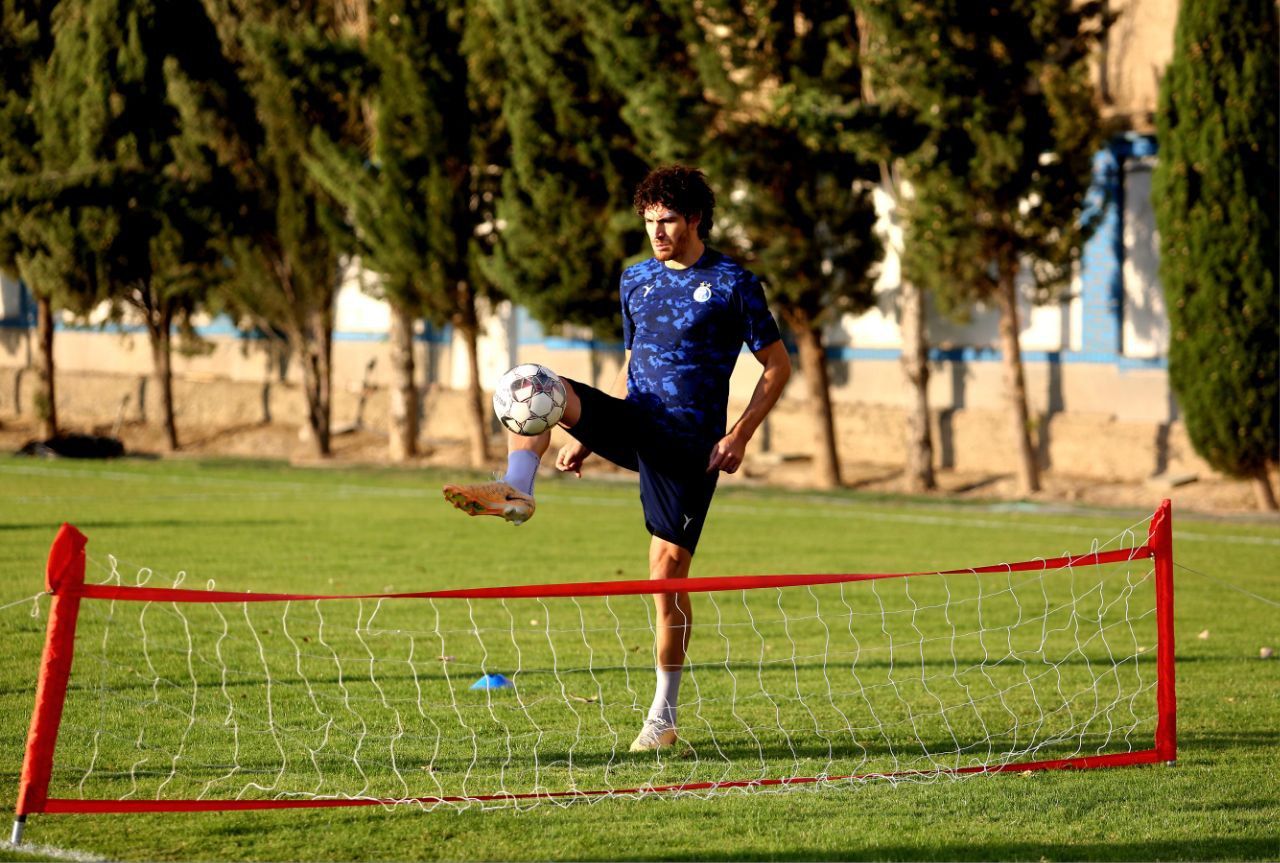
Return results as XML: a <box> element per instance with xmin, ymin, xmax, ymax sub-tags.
<box><xmin>12</xmin><ymin>500</ymin><xmax>1176</xmax><ymax>822</ymax></box>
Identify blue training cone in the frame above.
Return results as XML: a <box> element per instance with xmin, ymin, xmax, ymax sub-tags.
<box><xmin>470</xmin><ymin>673</ymin><xmax>513</xmax><ymax>690</ymax></box>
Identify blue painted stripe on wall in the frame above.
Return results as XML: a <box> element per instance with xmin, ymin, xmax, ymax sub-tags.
<box><xmin>49</xmin><ymin>320</ymin><xmax>273</xmax><ymax>341</ymax></box>
<box><xmin>33</xmin><ymin>318</ymin><xmax>456</xmax><ymax>344</ymax></box>
<box><xmin>1</xmin><ymin>315</ymin><xmax>1169</xmax><ymax>371</ymax></box>
<box><xmin>418</xmin><ymin>323</ymin><xmax>452</xmax><ymax>344</ymax></box>
<box><xmin>539</xmin><ymin>336</ymin><xmax>626</xmax><ymax>352</ymax></box>
<box><xmin>823</xmin><ymin>344</ymin><xmax>1166</xmax><ymax>370</ymax></box>
<box><xmin>516</xmin><ymin>335</ymin><xmax>1166</xmax><ymax>370</ymax></box>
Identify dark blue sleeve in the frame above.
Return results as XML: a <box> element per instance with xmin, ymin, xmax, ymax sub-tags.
<box><xmin>621</xmin><ymin>277</ymin><xmax>635</xmax><ymax>350</ymax></box>
<box><xmin>736</xmin><ymin>272</ymin><xmax>781</xmax><ymax>352</ymax></box>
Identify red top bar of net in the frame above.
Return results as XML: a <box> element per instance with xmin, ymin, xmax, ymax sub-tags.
<box><xmin>73</xmin><ymin>546</ymin><xmax>1154</xmax><ymax>604</ymax></box>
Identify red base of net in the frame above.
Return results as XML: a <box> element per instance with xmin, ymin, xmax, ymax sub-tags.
<box><xmin>38</xmin><ymin>749</ymin><xmax>1166</xmax><ymax>814</ymax></box>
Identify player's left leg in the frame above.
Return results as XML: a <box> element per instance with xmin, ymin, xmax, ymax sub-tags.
<box><xmin>628</xmin><ymin>450</ymin><xmax>716</xmax><ymax>752</ymax></box>
<box><xmin>442</xmin><ymin>379</ymin><xmax>585</xmax><ymax>525</ymax></box>
<box><xmin>630</xmin><ymin>536</ymin><xmax>693</xmax><ymax>752</ymax></box>
<box><xmin>651</xmin><ymin>539</ymin><xmax>694</xmax><ymax>668</ymax></box>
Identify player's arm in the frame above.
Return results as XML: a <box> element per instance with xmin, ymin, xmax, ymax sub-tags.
<box><xmin>556</xmin><ymin>350</ymin><xmax>630</xmax><ymax>477</ymax></box>
<box><xmin>607</xmin><ymin>352</ymin><xmax>630</xmax><ymax>398</ymax></box>
<box><xmin>707</xmin><ymin>340</ymin><xmax>790</xmax><ymax>474</ymax></box>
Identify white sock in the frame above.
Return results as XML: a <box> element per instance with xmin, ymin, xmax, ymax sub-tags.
<box><xmin>647</xmin><ymin>667</ymin><xmax>682</xmax><ymax>728</ymax></box>
<box><xmin>504</xmin><ymin>450</ymin><xmax>541</xmax><ymax>496</ymax></box>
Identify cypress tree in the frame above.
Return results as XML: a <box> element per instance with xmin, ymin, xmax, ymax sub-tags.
<box><xmin>0</xmin><ymin>0</ymin><xmax>54</xmax><ymax>434</ymax></box>
<box><xmin>309</xmin><ymin>0</ymin><xmax>499</xmax><ymax>465</ymax></box>
<box><xmin>573</xmin><ymin>0</ymin><xmax>714</xmax><ymax>165</ymax></box>
<box><xmin>57</xmin><ymin>0</ymin><xmax>231</xmax><ymax>451</ymax></box>
<box><xmin>855</xmin><ymin>10</ymin><xmax>937</xmax><ymax>493</ymax></box>
<box><xmin>0</xmin><ymin>0</ymin><xmax>116</xmax><ymax>439</ymax></box>
<box><xmin>858</xmin><ymin>0</ymin><xmax>1107</xmax><ymax>495</ymax></box>
<box><xmin>174</xmin><ymin>0</ymin><xmax>359</xmax><ymax>457</ymax></box>
<box><xmin>482</xmin><ymin>0</ymin><xmax>649</xmax><ymax>337</ymax></box>
<box><xmin>1153</xmin><ymin>0</ymin><xmax>1278</xmax><ymax>510</ymax></box>
<box><xmin>703</xmin><ymin>1</ymin><xmax>882</xmax><ymax>489</ymax></box>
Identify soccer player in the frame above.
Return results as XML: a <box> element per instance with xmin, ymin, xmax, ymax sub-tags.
<box><xmin>443</xmin><ymin>165</ymin><xmax>791</xmax><ymax>751</ymax></box>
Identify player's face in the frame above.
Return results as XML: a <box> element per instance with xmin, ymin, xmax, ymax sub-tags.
<box><xmin>643</xmin><ymin>205</ymin><xmax>700</xmax><ymax>262</ymax></box>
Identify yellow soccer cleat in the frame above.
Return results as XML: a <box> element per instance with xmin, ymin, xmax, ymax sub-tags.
<box><xmin>628</xmin><ymin>718</ymin><xmax>678</xmax><ymax>752</ymax></box>
<box><xmin>442</xmin><ymin>481</ymin><xmax>536</xmax><ymax>526</ymax></box>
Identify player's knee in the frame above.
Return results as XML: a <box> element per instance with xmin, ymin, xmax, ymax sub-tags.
<box><xmin>650</xmin><ymin>554</ymin><xmax>680</xmax><ymax>581</ymax></box>
<box><xmin>649</xmin><ymin>538</ymin><xmax>690</xmax><ymax>581</ymax></box>
<box><xmin>558</xmin><ymin>376</ymin><xmax>582</xmax><ymax>427</ymax></box>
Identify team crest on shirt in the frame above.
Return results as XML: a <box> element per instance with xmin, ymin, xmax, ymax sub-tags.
<box><xmin>693</xmin><ymin>282</ymin><xmax>712</xmax><ymax>303</ymax></box>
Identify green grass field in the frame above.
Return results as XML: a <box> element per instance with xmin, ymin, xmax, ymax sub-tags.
<box><xmin>1</xmin><ymin>454</ymin><xmax>1277</xmax><ymax>861</ymax></box>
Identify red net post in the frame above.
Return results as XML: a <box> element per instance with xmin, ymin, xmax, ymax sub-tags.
<box><xmin>1147</xmin><ymin>499</ymin><xmax>1177</xmax><ymax>765</ymax></box>
<box><xmin>13</xmin><ymin>524</ymin><xmax>88</xmax><ymax>840</ymax></box>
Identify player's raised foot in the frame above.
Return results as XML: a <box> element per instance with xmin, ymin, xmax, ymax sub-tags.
<box><xmin>628</xmin><ymin>718</ymin><xmax>678</xmax><ymax>752</ymax></box>
<box><xmin>442</xmin><ymin>481</ymin><xmax>535</xmax><ymax>526</ymax></box>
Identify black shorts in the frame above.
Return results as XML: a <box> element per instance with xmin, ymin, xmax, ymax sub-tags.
<box><xmin>561</xmin><ymin>377</ymin><xmax>719</xmax><ymax>554</ymax></box>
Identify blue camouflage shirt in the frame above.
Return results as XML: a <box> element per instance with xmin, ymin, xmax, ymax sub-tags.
<box><xmin>621</xmin><ymin>248</ymin><xmax>781</xmax><ymax>446</ymax></box>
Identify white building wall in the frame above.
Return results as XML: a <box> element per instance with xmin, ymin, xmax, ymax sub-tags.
<box><xmin>0</xmin><ymin>271</ymin><xmax>23</xmax><ymax>320</ymax></box>
<box><xmin>1121</xmin><ymin>161</ymin><xmax>1169</xmax><ymax>358</ymax></box>
<box><xmin>334</xmin><ymin>257</ymin><xmax>391</xmax><ymax>334</ymax></box>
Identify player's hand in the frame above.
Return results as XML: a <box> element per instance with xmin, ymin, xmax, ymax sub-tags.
<box><xmin>707</xmin><ymin>432</ymin><xmax>748</xmax><ymax>474</ymax></box>
<box><xmin>555</xmin><ymin>441</ymin><xmax>592</xmax><ymax>478</ymax></box>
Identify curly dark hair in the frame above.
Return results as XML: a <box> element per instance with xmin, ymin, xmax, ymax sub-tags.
<box><xmin>632</xmin><ymin>165</ymin><xmax>715</xmax><ymax>239</ymax></box>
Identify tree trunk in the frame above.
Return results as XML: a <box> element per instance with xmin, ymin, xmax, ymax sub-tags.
<box><xmin>784</xmin><ymin>308</ymin><xmax>841</xmax><ymax>489</ymax></box>
<box><xmin>994</xmin><ymin>259</ymin><xmax>1041</xmax><ymax>494</ymax></box>
<box><xmin>899</xmin><ymin>278</ymin><xmax>936</xmax><ymax>492</ymax></box>
<box><xmin>387</xmin><ymin>301</ymin><xmax>419</xmax><ymax>461</ymax></box>
<box><xmin>1253</xmin><ymin>469</ymin><xmax>1278</xmax><ymax>511</ymax></box>
<box><xmin>455</xmin><ymin>284</ymin><xmax>490</xmax><ymax>469</ymax></box>
<box><xmin>147</xmin><ymin>305</ymin><xmax>179</xmax><ymax>452</ymax></box>
<box><xmin>34</xmin><ymin>294</ymin><xmax>57</xmax><ymax>440</ymax></box>
<box><xmin>296</xmin><ymin>309</ymin><xmax>333</xmax><ymax>457</ymax></box>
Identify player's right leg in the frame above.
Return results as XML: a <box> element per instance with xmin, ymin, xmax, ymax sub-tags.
<box><xmin>441</xmin><ymin>380</ymin><xmax>585</xmax><ymax>526</ymax></box>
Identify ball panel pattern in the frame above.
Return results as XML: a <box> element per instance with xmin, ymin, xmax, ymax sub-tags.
<box><xmin>492</xmin><ymin>364</ymin><xmax>568</xmax><ymax>435</ymax></box>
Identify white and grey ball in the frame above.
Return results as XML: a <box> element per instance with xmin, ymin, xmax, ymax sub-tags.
<box><xmin>493</xmin><ymin>363</ymin><xmax>567</xmax><ymax>436</ymax></box>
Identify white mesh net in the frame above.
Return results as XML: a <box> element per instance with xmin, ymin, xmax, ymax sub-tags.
<box><xmin>46</xmin><ymin>526</ymin><xmax>1162</xmax><ymax>810</ymax></box>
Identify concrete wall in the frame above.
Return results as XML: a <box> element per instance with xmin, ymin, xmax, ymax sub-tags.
<box><xmin>0</xmin><ymin>357</ymin><xmax>1211</xmax><ymax>483</ymax></box>
<box><xmin>1100</xmin><ymin>0</ymin><xmax>1179</xmax><ymax>133</ymax></box>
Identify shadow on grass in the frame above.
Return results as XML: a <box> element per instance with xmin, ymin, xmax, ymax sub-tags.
<box><xmin>602</xmin><ymin>836</ymin><xmax>1278</xmax><ymax>862</ymax></box>
<box><xmin>427</xmin><ymin>733</ymin><xmax>1152</xmax><ymax>774</ymax></box>
<box><xmin>0</xmin><ymin>724</ymin><xmax>1130</xmax><ymax>787</ymax></box>
<box><xmin>1179</xmin><ymin>730</ymin><xmax>1280</xmax><ymax>754</ymax></box>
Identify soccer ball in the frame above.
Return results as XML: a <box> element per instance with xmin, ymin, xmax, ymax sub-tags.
<box><xmin>493</xmin><ymin>364</ymin><xmax>567</xmax><ymax>436</ymax></box>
